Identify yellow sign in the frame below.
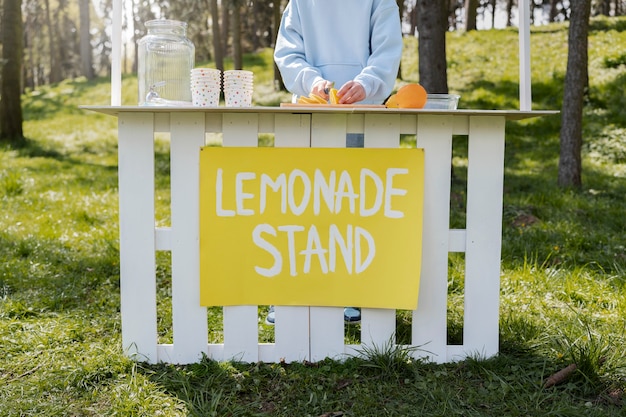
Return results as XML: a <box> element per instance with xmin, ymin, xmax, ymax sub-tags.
<box><xmin>199</xmin><ymin>147</ymin><xmax>424</xmax><ymax>310</ymax></box>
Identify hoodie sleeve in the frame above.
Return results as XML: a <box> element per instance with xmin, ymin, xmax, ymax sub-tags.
<box><xmin>353</xmin><ymin>1</ymin><xmax>403</xmax><ymax>103</ymax></box>
<box><xmin>273</xmin><ymin>2</ymin><xmax>325</xmax><ymax>98</ymax></box>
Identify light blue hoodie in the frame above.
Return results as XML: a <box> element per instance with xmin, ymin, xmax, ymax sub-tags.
<box><xmin>274</xmin><ymin>0</ymin><xmax>403</xmax><ymax>104</ymax></box>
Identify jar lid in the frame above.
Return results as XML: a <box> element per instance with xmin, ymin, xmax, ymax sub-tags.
<box><xmin>145</xmin><ymin>19</ymin><xmax>188</xmax><ymax>29</ymax></box>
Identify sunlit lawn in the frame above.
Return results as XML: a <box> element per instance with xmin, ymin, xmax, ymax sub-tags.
<box><xmin>1</xmin><ymin>17</ymin><xmax>625</xmax><ymax>416</ymax></box>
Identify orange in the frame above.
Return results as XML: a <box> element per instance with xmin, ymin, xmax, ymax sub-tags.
<box><xmin>395</xmin><ymin>83</ymin><xmax>427</xmax><ymax>109</ymax></box>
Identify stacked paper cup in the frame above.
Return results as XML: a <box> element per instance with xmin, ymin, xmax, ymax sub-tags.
<box><xmin>223</xmin><ymin>70</ymin><xmax>254</xmax><ymax>107</ymax></box>
<box><xmin>191</xmin><ymin>68</ymin><xmax>221</xmax><ymax>107</ymax></box>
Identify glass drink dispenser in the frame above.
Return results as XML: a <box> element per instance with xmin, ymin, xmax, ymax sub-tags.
<box><xmin>137</xmin><ymin>20</ymin><xmax>195</xmax><ymax>105</ymax></box>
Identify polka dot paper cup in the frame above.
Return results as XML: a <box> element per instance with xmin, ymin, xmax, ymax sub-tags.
<box><xmin>224</xmin><ymin>88</ymin><xmax>253</xmax><ymax>107</ymax></box>
<box><xmin>191</xmin><ymin>68</ymin><xmax>222</xmax><ymax>80</ymax></box>
<box><xmin>223</xmin><ymin>70</ymin><xmax>254</xmax><ymax>106</ymax></box>
<box><xmin>191</xmin><ymin>81</ymin><xmax>220</xmax><ymax>107</ymax></box>
<box><xmin>190</xmin><ymin>67</ymin><xmax>221</xmax><ymax>107</ymax></box>
<box><xmin>223</xmin><ymin>70</ymin><xmax>253</xmax><ymax>81</ymax></box>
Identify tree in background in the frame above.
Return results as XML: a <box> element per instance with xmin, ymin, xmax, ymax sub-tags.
<box><xmin>505</xmin><ymin>0</ymin><xmax>514</xmax><ymax>26</ymax></box>
<box><xmin>272</xmin><ymin>0</ymin><xmax>285</xmax><ymax>90</ymax></box>
<box><xmin>4</xmin><ymin>0</ymin><xmax>626</xmax><ymax>96</ymax></box>
<box><xmin>159</xmin><ymin>0</ymin><xmax>213</xmax><ymax>62</ymax></box>
<box><xmin>231</xmin><ymin>0</ymin><xmax>243</xmax><ymax>70</ymax></box>
<box><xmin>1</xmin><ymin>0</ymin><xmax>25</xmax><ymax>144</ymax></box>
<box><xmin>131</xmin><ymin>0</ymin><xmax>157</xmax><ymax>74</ymax></box>
<box><xmin>43</xmin><ymin>0</ymin><xmax>62</xmax><ymax>83</ymax></box>
<box><xmin>416</xmin><ymin>0</ymin><xmax>449</xmax><ymax>94</ymax></box>
<box><xmin>464</xmin><ymin>0</ymin><xmax>478</xmax><ymax>30</ymax></box>
<box><xmin>396</xmin><ymin>0</ymin><xmax>405</xmax><ymax>79</ymax></box>
<box><xmin>79</xmin><ymin>0</ymin><xmax>95</xmax><ymax>80</ymax></box>
<box><xmin>558</xmin><ymin>0</ymin><xmax>592</xmax><ymax>188</ymax></box>
<box><xmin>594</xmin><ymin>0</ymin><xmax>621</xmax><ymax>15</ymax></box>
<box><xmin>211</xmin><ymin>0</ymin><xmax>224</xmax><ymax>72</ymax></box>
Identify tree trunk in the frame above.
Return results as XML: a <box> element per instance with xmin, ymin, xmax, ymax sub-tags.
<box><xmin>448</xmin><ymin>0</ymin><xmax>460</xmax><ymax>30</ymax></box>
<box><xmin>221</xmin><ymin>2</ymin><xmax>230</xmax><ymax>58</ymax></box>
<box><xmin>558</xmin><ymin>0</ymin><xmax>591</xmax><ymax>188</ymax></box>
<box><xmin>416</xmin><ymin>0</ymin><xmax>449</xmax><ymax>94</ymax></box>
<box><xmin>397</xmin><ymin>0</ymin><xmax>404</xmax><ymax>79</ymax></box>
<box><xmin>273</xmin><ymin>0</ymin><xmax>286</xmax><ymax>91</ymax></box>
<box><xmin>408</xmin><ymin>2</ymin><xmax>418</xmax><ymax>36</ymax></box>
<box><xmin>79</xmin><ymin>0</ymin><xmax>95</xmax><ymax>80</ymax></box>
<box><xmin>251</xmin><ymin>0</ymin><xmax>261</xmax><ymax>50</ymax></box>
<box><xmin>44</xmin><ymin>0</ymin><xmax>62</xmax><ymax>83</ymax></box>
<box><xmin>465</xmin><ymin>0</ymin><xmax>478</xmax><ymax>31</ymax></box>
<box><xmin>506</xmin><ymin>0</ymin><xmax>513</xmax><ymax>27</ymax></box>
<box><xmin>55</xmin><ymin>0</ymin><xmax>71</xmax><ymax>81</ymax></box>
<box><xmin>210</xmin><ymin>0</ymin><xmax>224</xmax><ymax>72</ymax></box>
<box><xmin>232</xmin><ymin>2</ymin><xmax>243</xmax><ymax>70</ymax></box>
<box><xmin>549</xmin><ymin>0</ymin><xmax>560</xmax><ymax>22</ymax></box>
<box><xmin>23</xmin><ymin>7</ymin><xmax>35</xmax><ymax>89</ymax></box>
<box><xmin>598</xmin><ymin>0</ymin><xmax>611</xmax><ymax>15</ymax></box>
<box><xmin>1</xmin><ymin>0</ymin><xmax>25</xmax><ymax>143</ymax></box>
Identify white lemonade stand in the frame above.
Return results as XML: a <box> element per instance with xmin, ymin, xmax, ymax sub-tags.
<box><xmin>85</xmin><ymin>0</ymin><xmax>556</xmax><ymax>364</ymax></box>
<box><xmin>84</xmin><ymin>105</ymin><xmax>555</xmax><ymax>364</ymax></box>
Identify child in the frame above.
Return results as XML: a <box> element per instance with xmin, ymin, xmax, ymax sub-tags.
<box><xmin>274</xmin><ymin>0</ymin><xmax>403</xmax><ymax>105</ymax></box>
<box><xmin>269</xmin><ymin>0</ymin><xmax>403</xmax><ymax>324</ymax></box>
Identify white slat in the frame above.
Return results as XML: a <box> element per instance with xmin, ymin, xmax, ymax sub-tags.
<box><xmin>222</xmin><ymin>306</ymin><xmax>259</xmax><ymax>362</ymax></box>
<box><xmin>272</xmin><ymin>113</ymin><xmax>313</xmax><ymax>363</ymax></box>
<box><xmin>448</xmin><ymin>229</ymin><xmax>467</xmax><ymax>252</ymax></box>
<box><xmin>361</xmin><ymin>113</ymin><xmax>402</xmax><ymax>348</ymax></box>
<box><xmin>363</xmin><ymin>113</ymin><xmax>401</xmax><ymax>148</ymax></box>
<box><xmin>155</xmin><ymin>227</ymin><xmax>172</xmax><ymax>251</ymax></box>
<box><xmin>463</xmin><ymin>116</ymin><xmax>505</xmax><ymax>358</ymax></box>
<box><xmin>222</xmin><ymin>113</ymin><xmax>259</xmax><ymax>147</ymax></box>
<box><xmin>118</xmin><ymin>112</ymin><xmax>158</xmax><ymax>362</ymax></box>
<box><xmin>310</xmin><ymin>307</ymin><xmax>345</xmax><ymax>361</ymax></box>
<box><xmin>346</xmin><ymin>114</ymin><xmax>365</xmax><ymax>134</ymax></box>
<box><xmin>273</xmin><ymin>306</ymin><xmax>310</xmax><ymax>362</ymax></box>
<box><xmin>221</xmin><ymin>113</ymin><xmax>261</xmax><ymax>362</ymax></box>
<box><xmin>309</xmin><ymin>113</ymin><xmax>347</xmax><ymax>361</ymax></box>
<box><xmin>274</xmin><ymin>113</ymin><xmax>311</xmax><ymax>148</ymax></box>
<box><xmin>413</xmin><ymin>115</ymin><xmax>453</xmax><ymax>363</ymax></box>
<box><xmin>311</xmin><ymin>113</ymin><xmax>348</xmax><ymax>148</ymax></box>
<box><xmin>361</xmin><ymin>309</ymin><xmax>396</xmax><ymax>348</ymax></box>
<box><xmin>154</xmin><ymin>113</ymin><xmax>171</xmax><ymax>133</ymax></box>
<box><xmin>169</xmin><ymin>112</ymin><xmax>209</xmax><ymax>363</ymax></box>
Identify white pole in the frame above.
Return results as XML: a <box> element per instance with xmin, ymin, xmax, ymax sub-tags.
<box><xmin>111</xmin><ymin>0</ymin><xmax>123</xmax><ymax>106</ymax></box>
<box><xmin>518</xmin><ymin>0</ymin><xmax>532</xmax><ymax>111</ymax></box>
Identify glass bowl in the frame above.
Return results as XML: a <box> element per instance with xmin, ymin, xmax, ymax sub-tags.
<box><xmin>423</xmin><ymin>94</ymin><xmax>460</xmax><ymax>110</ymax></box>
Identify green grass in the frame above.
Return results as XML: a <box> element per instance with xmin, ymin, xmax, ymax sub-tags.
<box><xmin>1</xmin><ymin>17</ymin><xmax>626</xmax><ymax>416</ymax></box>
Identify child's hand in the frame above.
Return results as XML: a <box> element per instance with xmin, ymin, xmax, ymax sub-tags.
<box><xmin>338</xmin><ymin>81</ymin><xmax>365</xmax><ymax>104</ymax></box>
<box><xmin>311</xmin><ymin>80</ymin><xmax>333</xmax><ymax>100</ymax></box>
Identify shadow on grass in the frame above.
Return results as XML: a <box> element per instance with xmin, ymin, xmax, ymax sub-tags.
<box><xmin>22</xmin><ymin>77</ymin><xmax>112</xmax><ymax>121</ymax></box>
<box><xmin>134</xmin><ymin>327</ymin><xmax>624</xmax><ymax>416</ymax></box>
<box><xmin>590</xmin><ymin>16</ymin><xmax>626</xmax><ymax>32</ymax></box>
<box><xmin>2</xmin><ymin>136</ymin><xmax>65</xmax><ymax>160</ymax></box>
<box><xmin>0</xmin><ymin>230</ymin><xmax>121</xmax><ymax>317</ymax></box>
<box><xmin>6</xmin><ymin>132</ymin><xmax>172</xmax><ymax>189</ymax></box>
<box><xmin>459</xmin><ymin>78</ymin><xmax>564</xmax><ymax>111</ymax></box>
